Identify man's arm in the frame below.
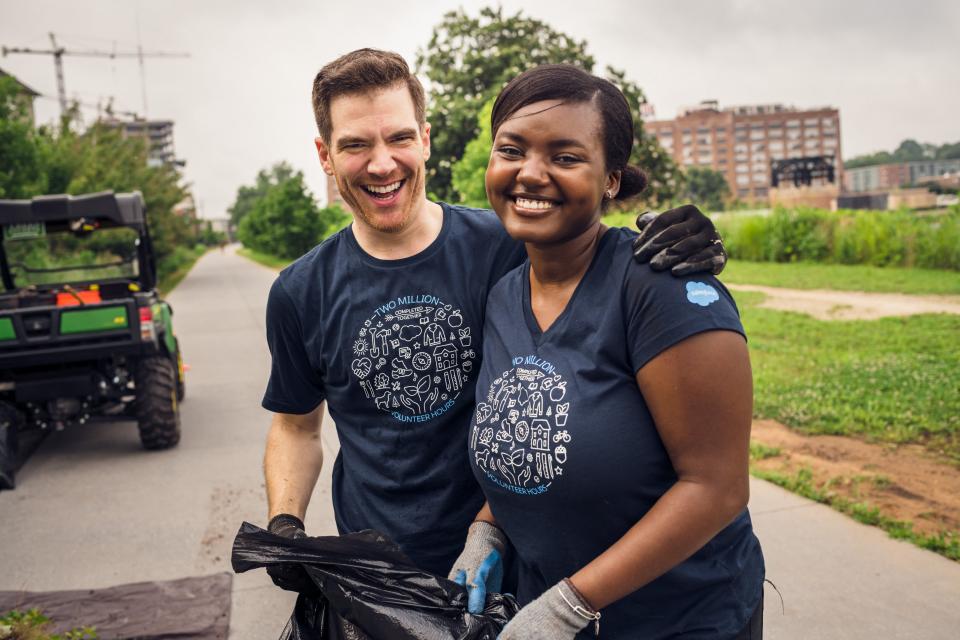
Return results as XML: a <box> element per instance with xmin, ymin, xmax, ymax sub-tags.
<box><xmin>264</xmin><ymin>404</ymin><xmax>325</xmax><ymax>521</ymax></box>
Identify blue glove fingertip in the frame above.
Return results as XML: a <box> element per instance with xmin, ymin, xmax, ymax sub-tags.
<box><xmin>454</xmin><ymin>569</ymin><xmax>467</xmax><ymax>586</ymax></box>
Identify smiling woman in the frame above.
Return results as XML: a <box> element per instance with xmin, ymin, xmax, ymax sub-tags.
<box><xmin>449</xmin><ymin>64</ymin><xmax>765</xmax><ymax>640</ymax></box>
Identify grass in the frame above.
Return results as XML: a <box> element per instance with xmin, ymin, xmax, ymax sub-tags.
<box><xmin>236</xmin><ymin>247</ymin><xmax>291</xmax><ymax>270</ymax></box>
<box><xmin>0</xmin><ymin>608</ymin><xmax>97</xmax><ymax>639</ymax></box>
<box><xmin>157</xmin><ymin>246</ymin><xmax>209</xmax><ymax>296</ymax></box>
<box><xmin>736</xmin><ymin>290</ymin><xmax>960</xmax><ymax>460</ymax></box>
<box><xmin>722</xmin><ymin>260</ymin><xmax>960</xmax><ymax>295</ymax></box>
<box><xmin>750</xmin><ymin>466</ymin><xmax>960</xmax><ymax>561</ymax></box>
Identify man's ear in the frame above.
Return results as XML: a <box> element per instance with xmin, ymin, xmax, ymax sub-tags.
<box><xmin>315</xmin><ymin>137</ymin><xmax>334</xmax><ymax>175</ymax></box>
<box><xmin>421</xmin><ymin>122</ymin><xmax>432</xmax><ymax>162</ymax></box>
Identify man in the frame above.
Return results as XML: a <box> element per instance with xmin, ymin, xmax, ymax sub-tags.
<box><xmin>261</xmin><ymin>49</ymin><xmax>726</xmax><ymax>588</ymax></box>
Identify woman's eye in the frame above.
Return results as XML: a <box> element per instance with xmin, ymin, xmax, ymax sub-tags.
<box><xmin>496</xmin><ymin>146</ymin><xmax>522</xmax><ymax>157</ymax></box>
<box><xmin>555</xmin><ymin>155</ymin><xmax>580</xmax><ymax>164</ymax></box>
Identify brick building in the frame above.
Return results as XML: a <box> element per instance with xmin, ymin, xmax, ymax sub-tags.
<box><xmin>645</xmin><ymin>101</ymin><xmax>842</xmax><ymax>203</ymax></box>
<box><xmin>844</xmin><ymin>159</ymin><xmax>960</xmax><ymax>192</ymax></box>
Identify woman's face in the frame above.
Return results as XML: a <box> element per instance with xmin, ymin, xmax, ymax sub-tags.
<box><xmin>486</xmin><ymin>99</ymin><xmax>619</xmax><ymax>245</ymax></box>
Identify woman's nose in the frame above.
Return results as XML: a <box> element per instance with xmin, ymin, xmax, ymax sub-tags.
<box><xmin>517</xmin><ymin>155</ymin><xmax>549</xmax><ymax>187</ymax></box>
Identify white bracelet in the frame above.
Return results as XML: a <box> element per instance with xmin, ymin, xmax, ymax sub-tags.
<box><xmin>557</xmin><ymin>583</ymin><xmax>600</xmax><ymax>636</ymax></box>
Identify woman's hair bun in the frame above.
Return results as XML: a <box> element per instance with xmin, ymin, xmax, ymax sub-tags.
<box><xmin>616</xmin><ymin>165</ymin><xmax>648</xmax><ymax>200</ymax></box>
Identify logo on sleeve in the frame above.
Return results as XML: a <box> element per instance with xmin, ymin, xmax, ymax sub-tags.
<box><xmin>351</xmin><ymin>294</ymin><xmax>476</xmax><ymax>422</ymax></box>
<box><xmin>686</xmin><ymin>281</ymin><xmax>720</xmax><ymax>307</ymax></box>
<box><xmin>471</xmin><ymin>356</ymin><xmax>572</xmax><ymax>496</ymax></box>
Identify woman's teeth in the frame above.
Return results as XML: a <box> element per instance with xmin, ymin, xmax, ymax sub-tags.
<box><xmin>515</xmin><ymin>197</ymin><xmax>554</xmax><ymax>210</ymax></box>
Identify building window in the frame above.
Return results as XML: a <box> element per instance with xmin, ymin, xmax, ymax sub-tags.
<box><xmin>768</xmin><ymin>128</ymin><xmax>783</xmax><ymax>138</ymax></box>
<box><xmin>786</xmin><ymin>119</ymin><xmax>800</xmax><ymax>128</ymax></box>
<box><xmin>769</xmin><ymin>140</ymin><xmax>784</xmax><ymax>151</ymax></box>
<box><xmin>735</xmin><ymin>143</ymin><xmax>748</xmax><ymax>153</ymax></box>
<box><xmin>750</xmin><ymin>130</ymin><xmax>764</xmax><ymax>140</ymax></box>
<box><xmin>754</xmin><ymin>187</ymin><xmax>768</xmax><ymax>198</ymax></box>
<box><xmin>682</xmin><ymin>135</ymin><xmax>692</xmax><ymax>144</ymax></box>
<box><xmin>736</xmin><ymin>175</ymin><xmax>750</xmax><ymax>186</ymax></box>
<box><xmin>824</xmin><ymin>138</ymin><xmax>837</xmax><ymax>149</ymax></box>
<box><xmin>805</xmin><ymin>139</ymin><xmax>820</xmax><ymax>149</ymax></box>
<box><xmin>735</xmin><ymin>164</ymin><xmax>749</xmax><ymax>174</ymax></box>
<box><xmin>804</xmin><ymin>118</ymin><xmax>819</xmax><ymax>127</ymax></box>
<box><xmin>752</xmin><ymin>142</ymin><xmax>765</xmax><ymax>152</ymax></box>
<box><xmin>737</xmin><ymin>188</ymin><xmax>751</xmax><ymax>197</ymax></box>
<box><xmin>804</xmin><ymin>128</ymin><xmax>819</xmax><ymax>138</ymax></box>
<box><xmin>787</xmin><ymin>130</ymin><xmax>801</xmax><ymax>140</ymax></box>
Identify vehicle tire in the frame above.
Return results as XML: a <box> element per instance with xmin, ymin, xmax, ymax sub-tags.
<box><xmin>174</xmin><ymin>338</ymin><xmax>185</xmax><ymax>402</ymax></box>
<box><xmin>136</xmin><ymin>356</ymin><xmax>181</xmax><ymax>450</ymax></box>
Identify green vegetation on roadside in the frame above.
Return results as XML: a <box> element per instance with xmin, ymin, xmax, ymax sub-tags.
<box><xmin>0</xmin><ymin>608</ymin><xmax>97</xmax><ymax>639</ymax></box>
<box><xmin>749</xmin><ymin>465</ymin><xmax>960</xmax><ymax>561</ymax></box>
<box><xmin>158</xmin><ymin>245</ymin><xmax>209</xmax><ymax>295</ymax></box>
<box><xmin>722</xmin><ymin>260</ymin><xmax>960</xmax><ymax>295</ymax></box>
<box><xmin>237</xmin><ymin>247</ymin><xmax>291</xmax><ymax>271</ymax></box>
<box><xmin>736</xmin><ymin>290</ymin><xmax>960</xmax><ymax>459</ymax></box>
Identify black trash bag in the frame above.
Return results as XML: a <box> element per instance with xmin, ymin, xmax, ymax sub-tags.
<box><xmin>231</xmin><ymin>522</ymin><xmax>519</xmax><ymax>640</ymax></box>
<box><xmin>0</xmin><ymin>402</ymin><xmax>22</xmax><ymax>490</ymax></box>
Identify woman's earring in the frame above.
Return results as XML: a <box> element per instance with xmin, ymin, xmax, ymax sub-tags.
<box><xmin>604</xmin><ymin>190</ymin><xmax>613</xmax><ymax>199</ymax></box>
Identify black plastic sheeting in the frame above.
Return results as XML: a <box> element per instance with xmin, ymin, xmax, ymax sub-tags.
<box><xmin>0</xmin><ymin>573</ymin><xmax>232</xmax><ymax>639</ymax></box>
<box><xmin>231</xmin><ymin>522</ymin><xmax>518</xmax><ymax>640</ymax></box>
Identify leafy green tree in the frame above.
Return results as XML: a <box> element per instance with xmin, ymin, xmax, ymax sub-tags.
<box><xmin>425</xmin><ymin>7</ymin><xmax>680</xmax><ymax>207</ymax></box>
<box><xmin>0</xmin><ymin>76</ymin><xmax>47</xmax><ymax>198</ymax></box>
<box><xmin>237</xmin><ymin>170</ymin><xmax>349</xmax><ymax>260</ymax></box>
<box><xmin>228</xmin><ymin>162</ymin><xmax>295</xmax><ymax>227</ymax></box>
<box><xmin>681</xmin><ymin>167</ymin><xmax>730</xmax><ymax>212</ymax></box>
<box><xmin>450</xmin><ymin>100</ymin><xmax>494</xmax><ymax>208</ymax></box>
<box><xmin>417</xmin><ymin>6</ymin><xmax>594</xmax><ymax>203</ymax></box>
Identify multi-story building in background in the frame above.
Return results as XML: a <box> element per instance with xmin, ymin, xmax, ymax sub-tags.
<box><xmin>844</xmin><ymin>159</ymin><xmax>960</xmax><ymax>192</ymax></box>
<box><xmin>0</xmin><ymin>66</ymin><xmax>39</xmax><ymax>124</ymax></box>
<box><xmin>103</xmin><ymin>117</ymin><xmax>183</xmax><ymax>168</ymax></box>
<box><xmin>645</xmin><ymin>101</ymin><xmax>842</xmax><ymax>203</ymax></box>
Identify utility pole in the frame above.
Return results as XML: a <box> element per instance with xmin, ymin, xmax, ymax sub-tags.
<box><xmin>2</xmin><ymin>33</ymin><xmax>189</xmax><ymax>118</ymax></box>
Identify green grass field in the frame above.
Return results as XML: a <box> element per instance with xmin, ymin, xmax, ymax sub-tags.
<box><xmin>237</xmin><ymin>247</ymin><xmax>291</xmax><ymax>270</ymax></box>
<box><xmin>723</xmin><ymin>260</ymin><xmax>960</xmax><ymax>295</ymax></box>
<box><xmin>736</xmin><ymin>290</ymin><xmax>960</xmax><ymax>460</ymax></box>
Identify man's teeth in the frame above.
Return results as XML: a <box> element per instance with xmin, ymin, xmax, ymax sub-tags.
<box><xmin>515</xmin><ymin>197</ymin><xmax>554</xmax><ymax>210</ymax></box>
<box><xmin>366</xmin><ymin>181</ymin><xmax>402</xmax><ymax>194</ymax></box>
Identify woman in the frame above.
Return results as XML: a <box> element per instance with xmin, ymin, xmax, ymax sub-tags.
<box><xmin>449</xmin><ymin>65</ymin><xmax>764</xmax><ymax>639</ymax></box>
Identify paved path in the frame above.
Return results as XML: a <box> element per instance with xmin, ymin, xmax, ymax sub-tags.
<box><xmin>728</xmin><ymin>283</ymin><xmax>960</xmax><ymax>320</ymax></box>
<box><xmin>2</xmin><ymin>247</ymin><xmax>958</xmax><ymax>639</ymax></box>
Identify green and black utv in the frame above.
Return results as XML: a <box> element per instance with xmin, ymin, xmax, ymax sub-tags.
<box><xmin>0</xmin><ymin>191</ymin><xmax>185</xmax><ymax>489</ymax></box>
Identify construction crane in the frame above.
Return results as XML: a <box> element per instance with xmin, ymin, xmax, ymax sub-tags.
<box><xmin>1</xmin><ymin>32</ymin><xmax>189</xmax><ymax>117</ymax></box>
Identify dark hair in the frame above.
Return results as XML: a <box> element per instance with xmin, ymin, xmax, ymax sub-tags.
<box><xmin>490</xmin><ymin>64</ymin><xmax>647</xmax><ymax>201</ymax></box>
<box><xmin>312</xmin><ymin>49</ymin><xmax>426</xmax><ymax>143</ymax></box>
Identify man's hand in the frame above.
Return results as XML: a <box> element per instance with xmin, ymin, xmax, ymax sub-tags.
<box><xmin>633</xmin><ymin>204</ymin><xmax>727</xmax><ymax>276</ymax></box>
<box><xmin>448</xmin><ymin>521</ymin><xmax>507</xmax><ymax>614</ymax></box>
<box><xmin>265</xmin><ymin>513</ymin><xmax>317</xmax><ymax>594</ymax></box>
<box><xmin>497</xmin><ymin>579</ymin><xmax>593</xmax><ymax>640</ymax></box>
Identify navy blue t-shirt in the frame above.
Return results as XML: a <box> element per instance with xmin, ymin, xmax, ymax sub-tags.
<box><xmin>470</xmin><ymin>227</ymin><xmax>764</xmax><ymax>639</ymax></box>
<box><xmin>263</xmin><ymin>203</ymin><xmax>525</xmax><ymax>576</ymax></box>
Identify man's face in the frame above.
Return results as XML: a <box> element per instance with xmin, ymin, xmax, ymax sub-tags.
<box><xmin>316</xmin><ymin>83</ymin><xmax>431</xmax><ymax>234</ymax></box>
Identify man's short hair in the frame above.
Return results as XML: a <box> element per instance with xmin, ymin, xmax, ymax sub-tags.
<box><xmin>311</xmin><ymin>48</ymin><xmax>427</xmax><ymax>143</ymax></box>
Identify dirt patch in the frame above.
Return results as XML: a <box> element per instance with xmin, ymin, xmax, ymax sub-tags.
<box><xmin>751</xmin><ymin>420</ymin><xmax>960</xmax><ymax>537</ymax></box>
<box><xmin>729</xmin><ymin>284</ymin><xmax>960</xmax><ymax>320</ymax></box>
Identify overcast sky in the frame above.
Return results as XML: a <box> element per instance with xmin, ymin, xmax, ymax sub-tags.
<box><xmin>2</xmin><ymin>0</ymin><xmax>958</xmax><ymax>217</ymax></box>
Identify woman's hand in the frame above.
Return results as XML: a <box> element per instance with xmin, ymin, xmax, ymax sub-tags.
<box><xmin>497</xmin><ymin>580</ymin><xmax>595</xmax><ymax>640</ymax></box>
<box><xmin>449</xmin><ymin>520</ymin><xmax>508</xmax><ymax>614</ymax></box>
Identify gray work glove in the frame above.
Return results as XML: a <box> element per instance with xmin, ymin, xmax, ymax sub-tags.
<box><xmin>497</xmin><ymin>579</ymin><xmax>597</xmax><ymax>639</ymax></box>
<box><xmin>633</xmin><ymin>204</ymin><xmax>727</xmax><ymax>276</ymax></box>
<box><xmin>448</xmin><ymin>521</ymin><xmax>508</xmax><ymax>614</ymax></box>
<box><xmin>265</xmin><ymin>514</ymin><xmax>317</xmax><ymax>594</ymax></box>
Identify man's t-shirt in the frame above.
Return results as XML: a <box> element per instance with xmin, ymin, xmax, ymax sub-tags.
<box><xmin>470</xmin><ymin>227</ymin><xmax>764</xmax><ymax>639</ymax></box>
<box><xmin>263</xmin><ymin>203</ymin><xmax>525</xmax><ymax>575</ymax></box>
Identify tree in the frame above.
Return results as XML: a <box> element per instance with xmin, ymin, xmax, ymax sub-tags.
<box><xmin>228</xmin><ymin>162</ymin><xmax>295</xmax><ymax>227</ymax></box>
<box><xmin>450</xmin><ymin>100</ymin><xmax>494</xmax><ymax>208</ymax></box>
<box><xmin>427</xmin><ymin>7</ymin><xmax>681</xmax><ymax>207</ymax></box>
<box><xmin>236</xmin><ymin>169</ymin><xmax>349</xmax><ymax>260</ymax></box>
<box><xmin>0</xmin><ymin>76</ymin><xmax>47</xmax><ymax>198</ymax></box>
<box><xmin>417</xmin><ymin>7</ymin><xmax>594</xmax><ymax>203</ymax></box>
<box><xmin>681</xmin><ymin>167</ymin><xmax>730</xmax><ymax>212</ymax></box>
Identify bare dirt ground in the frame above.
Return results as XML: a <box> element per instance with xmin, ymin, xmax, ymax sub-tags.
<box><xmin>728</xmin><ymin>284</ymin><xmax>960</xmax><ymax>320</ymax></box>
<box><xmin>750</xmin><ymin>420</ymin><xmax>960</xmax><ymax>537</ymax></box>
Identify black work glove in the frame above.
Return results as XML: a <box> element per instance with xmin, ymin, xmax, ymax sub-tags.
<box><xmin>632</xmin><ymin>204</ymin><xmax>727</xmax><ymax>276</ymax></box>
<box><xmin>266</xmin><ymin>514</ymin><xmax>317</xmax><ymax>594</ymax></box>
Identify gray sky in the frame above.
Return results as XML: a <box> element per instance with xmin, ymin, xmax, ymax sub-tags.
<box><xmin>2</xmin><ymin>0</ymin><xmax>958</xmax><ymax>217</ymax></box>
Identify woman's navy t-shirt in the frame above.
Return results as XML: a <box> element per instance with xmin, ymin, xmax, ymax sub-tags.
<box><xmin>470</xmin><ymin>226</ymin><xmax>764</xmax><ymax>639</ymax></box>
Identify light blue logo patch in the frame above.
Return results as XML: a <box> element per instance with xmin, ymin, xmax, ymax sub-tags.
<box><xmin>686</xmin><ymin>281</ymin><xmax>720</xmax><ymax>307</ymax></box>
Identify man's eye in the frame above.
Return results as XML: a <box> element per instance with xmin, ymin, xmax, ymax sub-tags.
<box><xmin>556</xmin><ymin>155</ymin><xmax>580</xmax><ymax>164</ymax></box>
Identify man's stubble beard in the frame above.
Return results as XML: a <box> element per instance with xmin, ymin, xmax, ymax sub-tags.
<box><xmin>334</xmin><ymin>165</ymin><xmax>426</xmax><ymax>235</ymax></box>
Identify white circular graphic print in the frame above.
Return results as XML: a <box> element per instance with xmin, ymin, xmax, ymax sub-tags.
<box><xmin>472</xmin><ymin>356</ymin><xmax>571</xmax><ymax>496</ymax></box>
<box><xmin>351</xmin><ymin>294</ymin><xmax>475</xmax><ymax>422</ymax></box>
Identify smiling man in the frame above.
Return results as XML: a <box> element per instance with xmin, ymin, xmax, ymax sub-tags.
<box><xmin>260</xmin><ymin>49</ymin><xmax>727</xmax><ymax>589</ymax></box>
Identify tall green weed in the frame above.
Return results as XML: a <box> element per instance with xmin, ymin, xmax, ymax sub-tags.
<box><xmin>716</xmin><ymin>207</ymin><xmax>960</xmax><ymax>270</ymax></box>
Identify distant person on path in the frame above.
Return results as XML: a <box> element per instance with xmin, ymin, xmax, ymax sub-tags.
<box><xmin>450</xmin><ymin>64</ymin><xmax>763</xmax><ymax>639</ymax></box>
<box><xmin>259</xmin><ymin>49</ymin><xmax>727</xmax><ymax>592</ymax></box>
